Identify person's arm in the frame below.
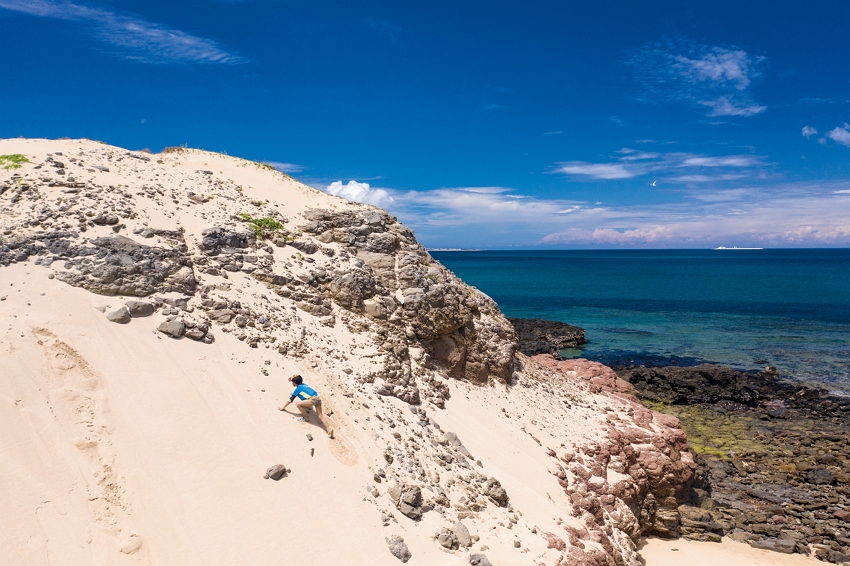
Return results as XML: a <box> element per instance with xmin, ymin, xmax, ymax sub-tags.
<box><xmin>278</xmin><ymin>388</ymin><xmax>299</xmax><ymax>411</ymax></box>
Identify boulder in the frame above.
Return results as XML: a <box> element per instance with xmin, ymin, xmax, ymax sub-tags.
<box><xmin>289</xmin><ymin>240</ymin><xmax>318</xmax><ymax>254</ymax></box>
<box><xmin>209</xmin><ymin>309</ymin><xmax>235</xmax><ymax>324</ymax></box>
<box><xmin>807</xmin><ymin>467</ymin><xmax>836</xmax><ymax>485</ymax></box>
<box><xmin>509</xmin><ymin>317</ymin><xmax>586</xmax><ymax>357</ymax></box>
<box><xmin>386</xmin><ymin>535</ymin><xmax>411</xmax><ymax>563</ymax></box>
<box><xmin>444</xmin><ymin>432</ymin><xmax>462</xmax><ymax>447</ymax></box>
<box><xmin>157</xmin><ymin>319</ymin><xmax>185</xmax><ymax>338</ymax></box>
<box><xmin>126</xmin><ymin>300</ymin><xmax>154</xmax><ymax>317</ymax></box>
<box><xmin>184</xmin><ymin>328</ymin><xmax>206</xmax><ymax>341</ymax></box>
<box><xmin>106</xmin><ymin>307</ymin><xmax>131</xmax><ymax>324</ymax></box>
<box><xmin>392</xmin><ymin>484</ymin><xmax>423</xmax><ymax>521</ymax></box>
<box><xmin>452</xmin><ymin>521</ymin><xmax>472</xmax><ymax>547</ymax></box>
<box><xmin>469</xmin><ymin>554</ymin><xmax>493</xmax><ymax>566</ymax></box>
<box><xmin>436</xmin><ymin>527</ymin><xmax>458</xmax><ymax>550</ymax></box>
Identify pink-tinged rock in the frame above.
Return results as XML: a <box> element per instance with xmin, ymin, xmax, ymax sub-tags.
<box><xmin>542</xmin><ymin>532</ymin><xmax>567</xmax><ymax>551</ymax></box>
<box><xmin>653</xmin><ymin>412</ymin><xmax>681</xmax><ymax>429</ymax></box>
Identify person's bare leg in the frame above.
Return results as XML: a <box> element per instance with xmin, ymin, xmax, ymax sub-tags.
<box><xmin>316</xmin><ymin>402</ymin><xmax>333</xmax><ymax>437</ymax></box>
<box><xmin>296</xmin><ymin>400</ymin><xmax>311</xmax><ymax>420</ymax></box>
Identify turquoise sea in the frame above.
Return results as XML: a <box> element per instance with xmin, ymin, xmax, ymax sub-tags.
<box><xmin>431</xmin><ymin>249</ymin><xmax>850</xmax><ymax>393</ymax></box>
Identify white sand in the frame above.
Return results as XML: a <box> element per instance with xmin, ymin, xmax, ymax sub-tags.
<box><xmin>641</xmin><ymin>537</ymin><xmax>821</xmax><ymax>566</ymax></box>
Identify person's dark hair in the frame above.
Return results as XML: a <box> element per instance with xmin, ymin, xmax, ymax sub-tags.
<box><xmin>291</xmin><ymin>375</ymin><xmax>303</xmax><ymax>385</ymax></box>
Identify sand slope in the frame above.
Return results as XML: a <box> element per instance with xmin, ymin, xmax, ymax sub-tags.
<box><xmin>0</xmin><ymin>139</ymin><xmax>821</xmax><ymax>566</ymax></box>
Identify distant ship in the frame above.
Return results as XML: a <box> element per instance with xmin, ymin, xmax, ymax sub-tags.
<box><xmin>713</xmin><ymin>246</ymin><xmax>764</xmax><ymax>250</ymax></box>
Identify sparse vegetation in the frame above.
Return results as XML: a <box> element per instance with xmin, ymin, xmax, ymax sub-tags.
<box><xmin>238</xmin><ymin>212</ymin><xmax>284</xmax><ymax>240</ymax></box>
<box><xmin>0</xmin><ymin>154</ymin><xmax>30</xmax><ymax>170</ymax></box>
<box><xmin>162</xmin><ymin>145</ymin><xmax>188</xmax><ymax>154</ymax></box>
<box><xmin>255</xmin><ymin>161</ymin><xmax>275</xmax><ymax>171</ymax></box>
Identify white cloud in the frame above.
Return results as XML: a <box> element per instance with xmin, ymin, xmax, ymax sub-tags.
<box><xmin>365</xmin><ymin>178</ymin><xmax>850</xmax><ymax>248</ymax></box>
<box><xmin>0</xmin><ymin>0</ymin><xmax>241</xmax><ymax>64</ymax></box>
<box><xmin>326</xmin><ymin>180</ymin><xmax>394</xmax><ymax>207</ymax></box>
<box><xmin>551</xmin><ymin>150</ymin><xmax>765</xmax><ymax>182</ymax></box>
<box><xmin>672</xmin><ymin>48</ymin><xmax>761</xmax><ymax>89</ymax></box>
<box><xmin>266</xmin><ymin>162</ymin><xmax>304</xmax><ymax>173</ymax></box>
<box><xmin>553</xmin><ymin>162</ymin><xmax>635</xmax><ymax>179</ymax></box>
<box><xmin>537</xmin><ymin>183</ymin><xmax>850</xmax><ymax>247</ymax></box>
<box><xmin>802</xmin><ymin>126</ymin><xmax>818</xmax><ymax>138</ymax></box>
<box><xmin>826</xmin><ymin>124</ymin><xmax>850</xmax><ymax>147</ymax></box>
<box><xmin>626</xmin><ymin>38</ymin><xmax>766</xmax><ymax>118</ymax></box>
<box><xmin>669</xmin><ymin>174</ymin><xmax>747</xmax><ymax>183</ymax></box>
<box><xmin>679</xmin><ymin>155</ymin><xmax>759</xmax><ymax>167</ymax></box>
<box><xmin>699</xmin><ymin>96</ymin><xmax>766</xmax><ymax>117</ymax></box>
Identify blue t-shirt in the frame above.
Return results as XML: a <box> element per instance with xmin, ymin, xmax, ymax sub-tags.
<box><xmin>290</xmin><ymin>384</ymin><xmax>318</xmax><ymax>402</ymax></box>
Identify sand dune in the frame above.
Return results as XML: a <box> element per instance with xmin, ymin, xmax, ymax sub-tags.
<box><xmin>0</xmin><ymin>139</ymin><xmax>819</xmax><ymax>565</ymax></box>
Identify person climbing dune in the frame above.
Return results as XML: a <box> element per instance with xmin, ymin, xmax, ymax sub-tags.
<box><xmin>279</xmin><ymin>375</ymin><xmax>334</xmax><ymax>438</ymax></box>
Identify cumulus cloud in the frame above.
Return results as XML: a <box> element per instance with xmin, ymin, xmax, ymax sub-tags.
<box><xmin>826</xmin><ymin>124</ymin><xmax>850</xmax><ymax>147</ymax></box>
<box><xmin>0</xmin><ymin>0</ymin><xmax>241</xmax><ymax>64</ymax></box>
<box><xmin>626</xmin><ymin>37</ymin><xmax>766</xmax><ymax>118</ymax></box>
<box><xmin>326</xmin><ymin>180</ymin><xmax>394</xmax><ymax>207</ymax></box>
<box><xmin>802</xmin><ymin>126</ymin><xmax>818</xmax><ymax>138</ymax></box>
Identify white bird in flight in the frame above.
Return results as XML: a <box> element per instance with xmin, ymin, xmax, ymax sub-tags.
<box><xmin>651</xmin><ymin>180</ymin><xmax>657</xmax><ymax>186</ymax></box>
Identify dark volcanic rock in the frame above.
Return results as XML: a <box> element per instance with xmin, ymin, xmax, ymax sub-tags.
<box><xmin>54</xmin><ymin>234</ymin><xmax>196</xmax><ymax>297</ymax></box>
<box><xmin>508</xmin><ymin>317</ymin><xmax>585</xmax><ymax>358</ymax></box>
<box><xmin>618</xmin><ymin>363</ymin><xmax>850</xmax><ymax>559</ymax></box>
<box><xmin>619</xmin><ymin>364</ymin><xmax>759</xmax><ymax>406</ymax></box>
<box><xmin>106</xmin><ymin>307</ymin><xmax>131</xmax><ymax>324</ymax></box>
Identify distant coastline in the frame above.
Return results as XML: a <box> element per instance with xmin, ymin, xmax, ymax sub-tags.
<box><xmin>426</xmin><ymin>247</ymin><xmax>481</xmax><ymax>252</ymax></box>
<box><xmin>713</xmin><ymin>246</ymin><xmax>764</xmax><ymax>250</ymax></box>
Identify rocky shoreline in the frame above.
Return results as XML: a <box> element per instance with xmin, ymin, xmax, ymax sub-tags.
<box><xmin>618</xmin><ymin>364</ymin><xmax>850</xmax><ymax>563</ymax></box>
<box><xmin>508</xmin><ymin>317</ymin><xmax>586</xmax><ymax>358</ymax></box>
<box><xmin>512</xmin><ymin>318</ymin><xmax>850</xmax><ymax>563</ymax></box>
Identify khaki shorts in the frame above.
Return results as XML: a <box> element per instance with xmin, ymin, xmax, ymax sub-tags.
<box><xmin>302</xmin><ymin>396</ymin><xmax>321</xmax><ymax>407</ymax></box>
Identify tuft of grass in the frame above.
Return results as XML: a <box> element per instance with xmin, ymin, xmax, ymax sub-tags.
<box><xmin>0</xmin><ymin>154</ymin><xmax>30</xmax><ymax>170</ymax></box>
<box><xmin>238</xmin><ymin>212</ymin><xmax>284</xmax><ymax>240</ymax></box>
<box><xmin>162</xmin><ymin>144</ymin><xmax>188</xmax><ymax>154</ymax></box>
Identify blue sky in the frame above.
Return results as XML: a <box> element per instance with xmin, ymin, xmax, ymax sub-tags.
<box><xmin>2</xmin><ymin>1</ymin><xmax>849</xmax><ymax>248</ymax></box>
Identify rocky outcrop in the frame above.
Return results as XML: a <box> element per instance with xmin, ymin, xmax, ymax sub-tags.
<box><xmin>246</xmin><ymin>207</ymin><xmax>520</xmax><ymax>401</ymax></box>
<box><xmin>532</xmin><ymin>355</ymin><xmax>698</xmax><ymax>565</ymax></box>
<box><xmin>618</xmin><ymin>363</ymin><xmax>850</xmax><ymax>561</ymax></box>
<box><xmin>509</xmin><ymin>317</ymin><xmax>586</xmax><ymax>358</ymax></box>
<box><xmin>0</xmin><ymin>231</ymin><xmax>195</xmax><ymax>296</ymax></box>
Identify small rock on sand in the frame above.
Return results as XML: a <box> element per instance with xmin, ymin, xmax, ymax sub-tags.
<box><xmin>386</xmin><ymin>535</ymin><xmax>411</xmax><ymax>563</ymax></box>
<box><xmin>106</xmin><ymin>308</ymin><xmax>131</xmax><ymax>324</ymax></box>
<box><xmin>264</xmin><ymin>464</ymin><xmax>289</xmax><ymax>480</ymax></box>
<box><xmin>436</xmin><ymin>527</ymin><xmax>458</xmax><ymax>550</ymax></box>
<box><xmin>469</xmin><ymin>554</ymin><xmax>493</xmax><ymax>566</ymax></box>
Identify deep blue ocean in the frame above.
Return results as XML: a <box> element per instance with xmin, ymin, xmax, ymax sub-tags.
<box><xmin>431</xmin><ymin>249</ymin><xmax>850</xmax><ymax>393</ymax></box>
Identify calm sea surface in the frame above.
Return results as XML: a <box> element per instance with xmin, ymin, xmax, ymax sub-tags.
<box><xmin>431</xmin><ymin>249</ymin><xmax>850</xmax><ymax>393</ymax></box>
